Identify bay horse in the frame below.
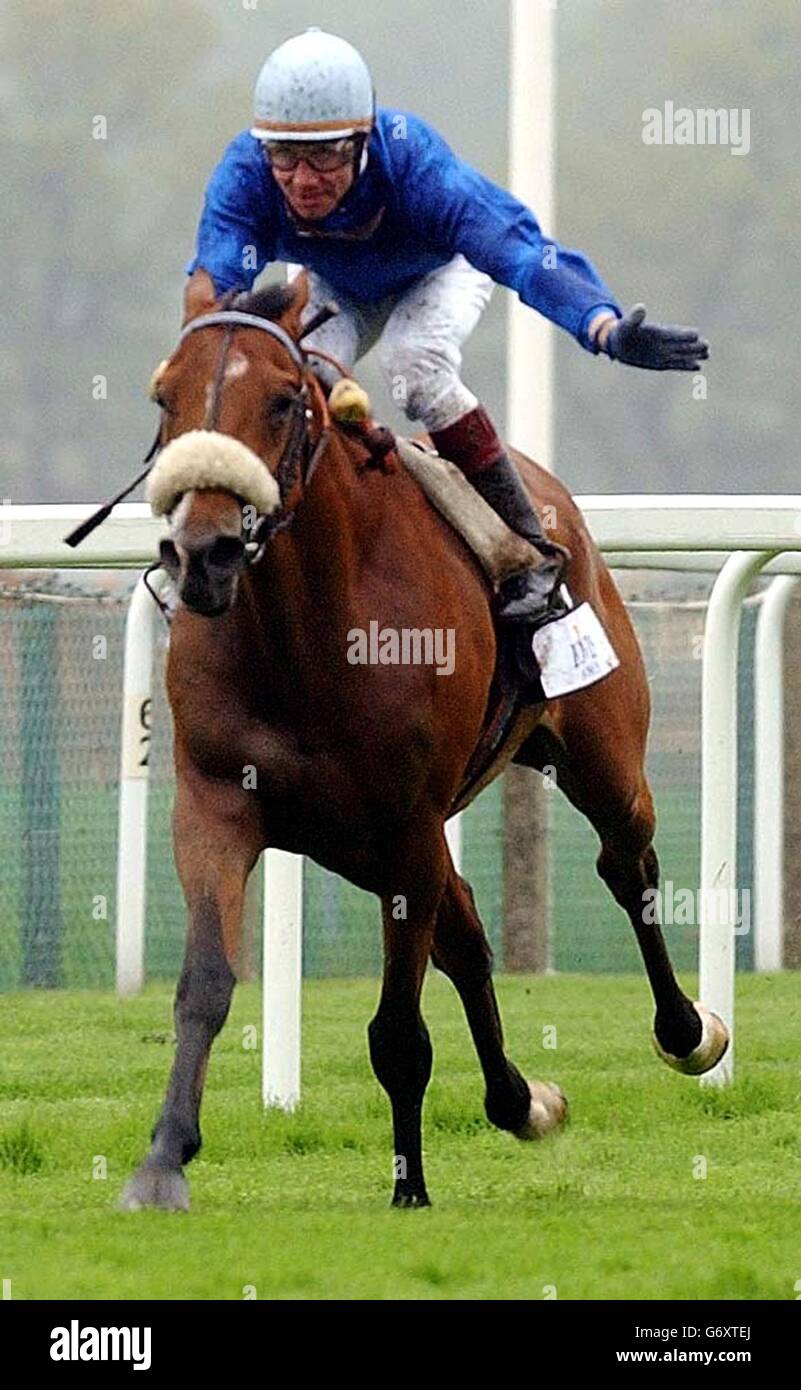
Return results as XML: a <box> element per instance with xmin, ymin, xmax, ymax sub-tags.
<box><xmin>121</xmin><ymin>275</ymin><xmax>727</xmax><ymax>1211</ymax></box>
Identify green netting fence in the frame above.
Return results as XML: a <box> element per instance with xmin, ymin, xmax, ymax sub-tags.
<box><xmin>0</xmin><ymin>571</ymin><xmax>756</xmax><ymax>989</ymax></box>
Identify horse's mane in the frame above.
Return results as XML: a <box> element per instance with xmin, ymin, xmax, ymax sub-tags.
<box><xmin>228</xmin><ymin>283</ymin><xmax>297</xmax><ymax>322</ymax></box>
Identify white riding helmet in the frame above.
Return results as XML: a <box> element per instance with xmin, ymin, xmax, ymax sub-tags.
<box><xmin>250</xmin><ymin>27</ymin><xmax>375</xmax><ymax>143</ymax></box>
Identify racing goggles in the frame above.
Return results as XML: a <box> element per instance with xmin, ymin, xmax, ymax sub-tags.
<box><xmin>265</xmin><ymin>138</ymin><xmax>357</xmax><ymax>173</ymax></box>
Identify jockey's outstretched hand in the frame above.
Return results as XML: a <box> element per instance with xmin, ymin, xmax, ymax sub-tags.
<box><xmin>606</xmin><ymin>303</ymin><xmax>709</xmax><ymax>371</ymax></box>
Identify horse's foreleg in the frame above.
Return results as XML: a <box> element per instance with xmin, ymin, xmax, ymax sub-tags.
<box><xmin>120</xmin><ymin>774</ymin><xmax>264</xmax><ymax>1212</ymax></box>
<box><xmin>432</xmin><ymin>867</ymin><xmax>567</xmax><ymax>1140</ymax></box>
<box><xmin>368</xmin><ymin>830</ymin><xmax>449</xmax><ymax>1208</ymax></box>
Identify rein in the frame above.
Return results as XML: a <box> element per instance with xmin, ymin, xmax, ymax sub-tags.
<box><xmin>62</xmin><ymin>299</ymin><xmax>393</xmax><ymax>625</ymax></box>
<box><xmin>64</xmin><ymin>302</ymin><xmax>342</xmax><ymax>566</ymax></box>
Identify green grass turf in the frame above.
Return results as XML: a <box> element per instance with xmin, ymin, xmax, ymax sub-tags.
<box><xmin>0</xmin><ymin>972</ymin><xmax>799</xmax><ymax>1301</ymax></box>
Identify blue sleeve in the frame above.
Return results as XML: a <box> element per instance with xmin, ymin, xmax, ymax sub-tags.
<box><xmin>185</xmin><ymin>134</ymin><xmax>273</xmax><ymax>294</ymax></box>
<box><xmin>396</xmin><ymin>116</ymin><xmax>621</xmax><ymax>351</ymax></box>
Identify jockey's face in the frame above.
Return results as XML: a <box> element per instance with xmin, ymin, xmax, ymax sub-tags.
<box><xmin>264</xmin><ymin>139</ymin><xmax>356</xmax><ymax>221</ymax></box>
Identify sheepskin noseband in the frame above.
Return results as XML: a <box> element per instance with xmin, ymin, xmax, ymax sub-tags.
<box><xmin>145</xmin><ymin>430</ymin><xmax>280</xmax><ymax>518</ymax></box>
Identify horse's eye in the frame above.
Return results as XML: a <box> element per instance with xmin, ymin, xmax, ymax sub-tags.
<box><xmin>269</xmin><ymin>393</ymin><xmax>295</xmax><ymax>418</ymax></box>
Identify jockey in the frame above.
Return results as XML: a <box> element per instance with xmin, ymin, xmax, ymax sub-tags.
<box><xmin>184</xmin><ymin>26</ymin><xmax>708</xmax><ymax>630</ymax></box>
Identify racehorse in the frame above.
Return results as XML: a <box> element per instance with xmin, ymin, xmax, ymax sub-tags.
<box><xmin>121</xmin><ymin>274</ymin><xmax>727</xmax><ymax>1211</ymax></box>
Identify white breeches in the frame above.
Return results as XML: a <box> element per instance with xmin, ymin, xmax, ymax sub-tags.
<box><xmin>297</xmin><ymin>254</ymin><xmax>494</xmax><ymax>433</ymax></box>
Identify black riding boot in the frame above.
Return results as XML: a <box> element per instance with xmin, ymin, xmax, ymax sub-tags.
<box><xmin>430</xmin><ymin>406</ymin><xmax>570</xmax><ymax>628</ymax></box>
<box><xmin>470</xmin><ymin>454</ymin><xmax>570</xmax><ymax>625</ymax></box>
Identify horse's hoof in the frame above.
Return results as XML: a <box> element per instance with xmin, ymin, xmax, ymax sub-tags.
<box><xmin>391</xmin><ymin>1189</ymin><xmax>431</xmax><ymax>1209</ymax></box>
<box><xmin>119</xmin><ymin>1162</ymin><xmax>190</xmax><ymax>1212</ymax></box>
<box><xmin>652</xmin><ymin>1002</ymin><xmax>730</xmax><ymax>1076</ymax></box>
<box><xmin>514</xmin><ymin>1081</ymin><xmax>568</xmax><ymax>1140</ymax></box>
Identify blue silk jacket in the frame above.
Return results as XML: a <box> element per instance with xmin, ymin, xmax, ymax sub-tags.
<box><xmin>186</xmin><ymin>107</ymin><xmax>621</xmax><ymax>350</ymax></box>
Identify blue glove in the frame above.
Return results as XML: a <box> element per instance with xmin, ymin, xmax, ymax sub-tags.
<box><xmin>606</xmin><ymin>303</ymin><xmax>709</xmax><ymax>371</ymax></box>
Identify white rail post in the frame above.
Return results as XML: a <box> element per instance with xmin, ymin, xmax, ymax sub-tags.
<box><xmin>262</xmin><ymin>850</ymin><xmax>303</xmax><ymax>1110</ymax></box>
<box><xmin>507</xmin><ymin>0</ymin><xmax>555</xmax><ymax>969</ymax></box>
<box><xmin>507</xmin><ymin>0</ymin><xmax>554</xmax><ymax>469</ymax></box>
<box><xmin>116</xmin><ymin>571</ymin><xmax>169</xmax><ymax>995</ymax></box>
<box><xmin>754</xmin><ymin>575</ymin><xmax>797</xmax><ymax>971</ymax></box>
<box><xmin>445</xmin><ymin>814</ymin><xmax>463</xmax><ymax>873</ymax></box>
<box><xmin>699</xmin><ymin>550</ymin><xmax>775</xmax><ymax>1084</ymax></box>
<box><xmin>259</xmin><ymin>262</ymin><xmax>307</xmax><ymax>1112</ymax></box>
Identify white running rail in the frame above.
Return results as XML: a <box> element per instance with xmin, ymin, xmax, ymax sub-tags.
<box><xmin>4</xmin><ymin>495</ymin><xmax>801</xmax><ymax>1096</ymax></box>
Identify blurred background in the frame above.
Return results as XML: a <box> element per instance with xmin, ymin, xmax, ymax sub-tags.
<box><xmin>2</xmin><ymin>0</ymin><xmax>797</xmax><ymax>502</ymax></box>
<box><xmin>1</xmin><ymin>0</ymin><xmax>799</xmax><ymax>988</ymax></box>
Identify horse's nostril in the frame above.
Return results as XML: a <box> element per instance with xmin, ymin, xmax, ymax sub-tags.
<box><xmin>159</xmin><ymin>538</ymin><xmax>180</xmax><ymax>573</ymax></box>
<box><xmin>206</xmin><ymin>536</ymin><xmax>246</xmax><ymax>571</ymax></box>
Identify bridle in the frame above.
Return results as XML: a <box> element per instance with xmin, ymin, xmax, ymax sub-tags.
<box><xmin>63</xmin><ymin>302</ymin><xmax>338</xmax><ymax>556</ymax></box>
<box><xmin>172</xmin><ymin>306</ymin><xmax>333</xmax><ymax>563</ymax></box>
<box><xmin>62</xmin><ymin>298</ymin><xmax>385</xmax><ymax>622</ymax></box>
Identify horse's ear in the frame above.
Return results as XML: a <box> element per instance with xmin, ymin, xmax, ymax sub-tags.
<box><xmin>279</xmin><ymin>271</ymin><xmax>311</xmax><ymax>340</ymax></box>
<box><xmin>182</xmin><ymin>268</ymin><xmax>224</xmax><ymax>326</ymax></box>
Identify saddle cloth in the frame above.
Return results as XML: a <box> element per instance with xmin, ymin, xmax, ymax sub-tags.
<box><xmin>395</xmin><ymin>437</ymin><xmax>542</xmax><ymax>587</ymax></box>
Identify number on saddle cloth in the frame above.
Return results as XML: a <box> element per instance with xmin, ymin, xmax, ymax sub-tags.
<box><xmin>529</xmin><ymin>598</ymin><xmax>620</xmax><ymax>699</ymax></box>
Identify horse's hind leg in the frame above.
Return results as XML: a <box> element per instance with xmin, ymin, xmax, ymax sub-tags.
<box><xmin>516</xmin><ymin>704</ymin><xmax>728</xmax><ymax>1073</ymax></box>
<box><xmin>594</xmin><ymin>792</ymin><xmax>726</xmax><ymax>1070</ymax></box>
<box><xmin>431</xmin><ymin>864</ymin><xmax>567</xmax><ymax>1140</ymax></box>
<box><xmin>120</xmin><ymin>768</ymin><xmax>265</xmax><ymax>1211</ymax></box>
